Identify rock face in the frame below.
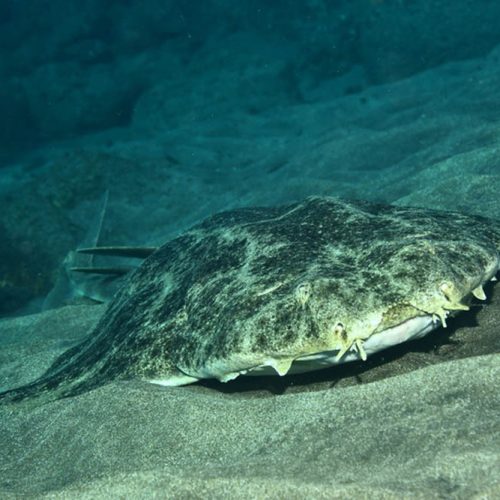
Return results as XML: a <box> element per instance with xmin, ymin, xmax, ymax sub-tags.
<box><xmin>2</xmin><ymin>196</ymin><xmax>500</xmax><ymax>405</ymax></box>
<box><xmin>2</xmin><ymin>0</ymin><xmax>500</xmax><ymax>158</ymax></box>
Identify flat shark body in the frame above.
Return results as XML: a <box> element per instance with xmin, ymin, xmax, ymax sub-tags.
<box><xmin>2</xmin><ymin>196</ymin><xmax>499</xmax><ymax>405</ymax></box>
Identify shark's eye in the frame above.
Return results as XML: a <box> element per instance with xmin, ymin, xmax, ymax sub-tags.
<box><xmin>295</xmin><ymin>282</ymin><xmax>312</xmax><ymax>306</ymax></box>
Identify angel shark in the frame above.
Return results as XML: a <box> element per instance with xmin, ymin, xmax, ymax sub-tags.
<box><xmin>2</xmin><ymin>196</ymin><xmax>499</xmax><ymax>406</ymax></box>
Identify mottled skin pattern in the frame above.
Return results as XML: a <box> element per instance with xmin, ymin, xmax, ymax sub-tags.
<box><xmin>2</xmin><ymin>197</ymin><xmax>500</xmax><ymax>405</ymax></box>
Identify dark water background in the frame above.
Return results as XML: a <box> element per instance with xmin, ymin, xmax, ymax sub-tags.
<box><xmin>1</xmin><ymin>0</ymin><xmax>500</xmax><ymax>315</ymax></box>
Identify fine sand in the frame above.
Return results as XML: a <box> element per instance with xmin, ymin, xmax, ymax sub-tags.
<box><xmin>1</xmin><ymin>287</ymin><xmax>499</xmax><ymax>498</ymax></box>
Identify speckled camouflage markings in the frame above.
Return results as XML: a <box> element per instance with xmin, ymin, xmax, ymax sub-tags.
<box><xmin>2</xmin><ymin>196</ymin><xmax>499</xmax><ymax>405</ymax></box>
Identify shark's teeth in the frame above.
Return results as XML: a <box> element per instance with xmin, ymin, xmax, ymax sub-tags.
<box><xmin>491</xmin><ymin>275</ymin><xmax>498</xmax><ymax>282</ymax></box>
<box><xmin>472</xmin><ymin>285</ymin><xmax>487</xmax><ymax>301</ymax></box>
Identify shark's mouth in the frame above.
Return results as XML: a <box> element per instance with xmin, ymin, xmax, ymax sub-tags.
<box><xmin>247</xmin><ymin>315</ymin><xmax>438</xmax><ymax>377</ymax></box>
<box><xmin>155</xmin><ymin>271</ymin><xmax>499</xmax><ymax>385</ymax></box>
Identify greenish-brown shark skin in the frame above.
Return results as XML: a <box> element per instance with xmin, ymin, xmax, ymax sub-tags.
<box><xmin>1</xmin><ymin>196</ymin><xmax>500</xmax><ymax>407</ymax></box>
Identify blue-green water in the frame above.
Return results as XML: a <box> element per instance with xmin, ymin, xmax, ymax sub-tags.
<box><xmin>0</xmin><ymin>3</ymin><xmax>499</xmax><ymax>497</ymax></box>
